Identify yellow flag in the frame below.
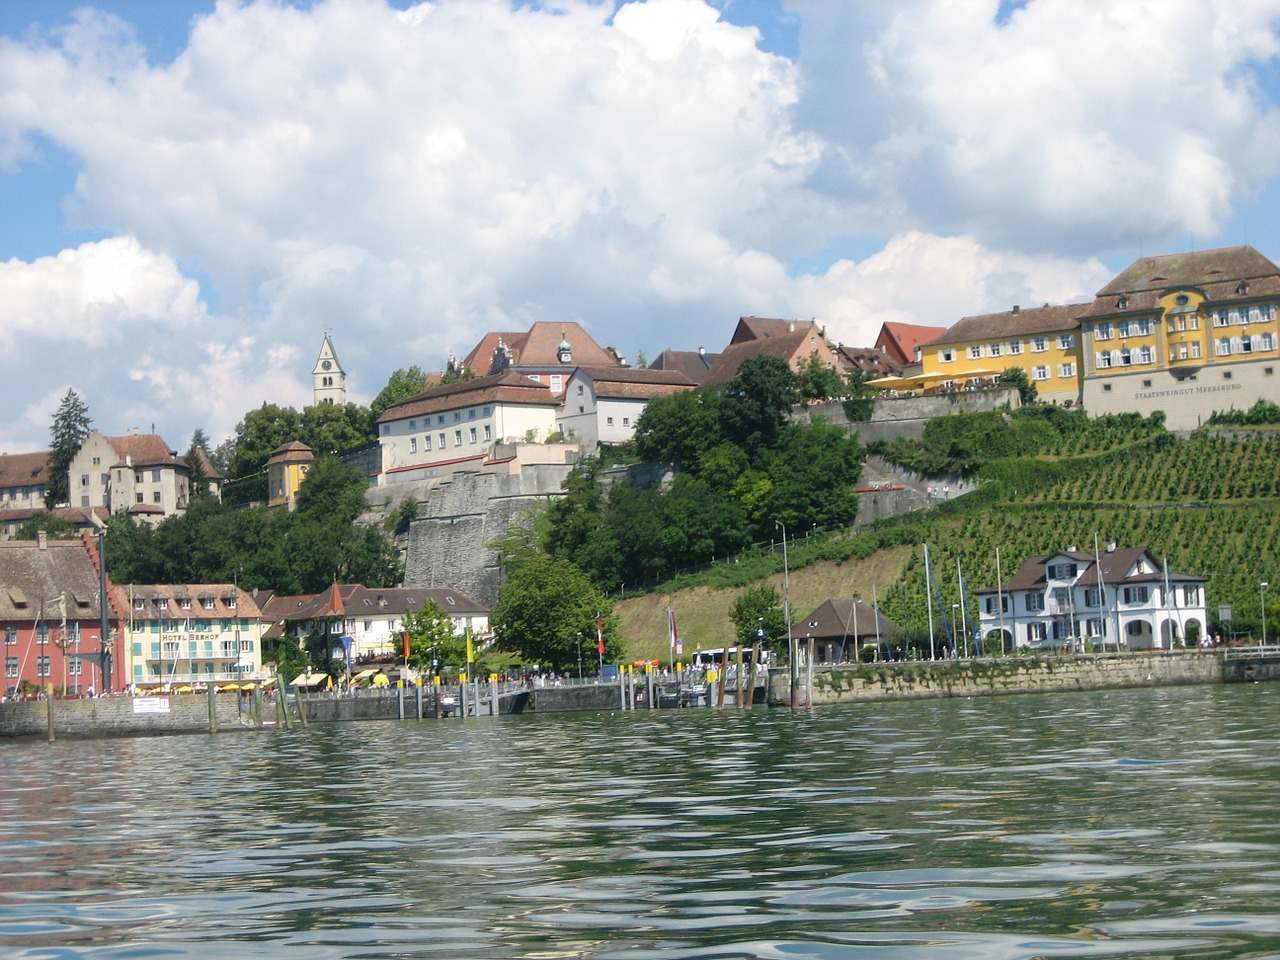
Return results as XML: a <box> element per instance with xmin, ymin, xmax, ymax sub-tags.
<box><xmin>466</xmin><ymin>628</ymin><xmax>475</xmax><ymax>664</ymax></box>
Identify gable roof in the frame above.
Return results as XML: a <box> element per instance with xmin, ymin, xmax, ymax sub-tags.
<box><xmin>103</xmin><ymin>433</ymin><xmax>187</xmax><ymax>470</ymax></box>
<box><xmin>119</xmin><ymin>584</ymin><xmax>262</xmax><ymax>619</ymax></box>
<box><xmin>796</xmin><ymin>598</ymin><xmax>900</xmax><ymax>641</ymax></box>
<box><xmin>729</xmin><ymin>316</ymin><xmax>820</xmax><ymax>345</ymax></box>
<box><xmin>1081</xmin><ymin>245</ymin><xmax>1280</xmax><ymax>319</ymax></box>
<box><xmin>0</xmin><ymin>535</ymin><xmax>111</xmax><ymax>621</ymax></box>
<box><xmin>648</xmin><ymin>349</ymin><xmax>721</xmax><ymax>384</ymax></box>
<box><xmin>875</xmin><ymin>322</ymin><xmax>949</xmax><ymax>366</ymax></box>
<box><xmin>976</xmin><ymin>546</ymin><xmax>1206</xmax><ymax>594</ymax></box>
<box><xmin>378</xmin><ymin>371</ymin><xmax>557</xmax><ymax>424</ymax></box>
<box><xmin>572</xmin><ymin>365</ymin><xmax>695</xmax><ymax>401</ymax></box>
<box><xmin>266</xmin><ymin>441</ymin><xmax>315</xmax><ymax>466</ymax></box>
<box><xmin>346</xmin><ymin>585</ymin><xmax>488</xmax><ymax>618</ymax></box>
<box><xmin>700</xmin><ymin>328</ymin><xmax>834</xmax><ymax>389</ymax></box>
<box><xmin>0</xmin><ymin>451</ymin><xmax>52</xmax><ymax>490</ymax></box>
<box><xmin>836</xmin><ymin>345</ymin><xmax>901</xmax><ymax>377</ymax></box>
<box><xmin>463</xmin><ymin>322</ymin><xmax>622</xmax><ymax>375</ymax></box>
<box><xmin>922</xmin><ymin>302</ymin><xmax>1088</xmax><ymax>348</ymax></box>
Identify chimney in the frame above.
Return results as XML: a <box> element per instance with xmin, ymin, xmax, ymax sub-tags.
<box><xmin>1012</xmin><ymin>305</ymin><xmax>1020</xmax><ymax>314</ymax></box>
<box><xmin>1107</xmin><ymin>540</ymin><xmax>1117</xmax><ymax>553</ymax></box>
<box><xmin>698</xmin><ymin>346</ymin><xmax>705</xmax><ymax>356</ymax></box>
<box><xmin>38</xmin><ymin>529</ymin><xmax>47</xmax><ymax>550</ymax></box>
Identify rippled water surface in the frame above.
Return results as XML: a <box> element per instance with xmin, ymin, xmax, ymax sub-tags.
<box><xmin>3</xmin><ymin>683</ymin><xmax>1280</xmax><ymax>959</ymax></box>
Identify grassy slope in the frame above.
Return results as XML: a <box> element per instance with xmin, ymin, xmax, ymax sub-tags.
<box><xmin>617</xmin><ymin>545</ymin><xmax>912</xmax><ymax>662</ymax></box>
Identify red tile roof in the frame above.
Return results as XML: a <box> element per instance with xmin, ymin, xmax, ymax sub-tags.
<box><xmin>922</xmin><ymin>303</ymin><xmax>1088</xmax><ymax>347</ymax></box>
<box><xmin>0</xmin><ymin>451</ymin><xmax>52</xmax><ymax>490</ymax></box>
<box><xmin>378</xmin><ymin>371</ymin><xmax>557</xmax><ymax>423</ymax></box>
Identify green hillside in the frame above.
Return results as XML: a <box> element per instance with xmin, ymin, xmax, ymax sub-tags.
<box><xmin>617</xmin><ymin>426</ymin><xmax>1280</xmax><ymax>659</ymax></box>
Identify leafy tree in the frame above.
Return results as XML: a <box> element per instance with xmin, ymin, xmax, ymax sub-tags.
<box><xmin>729</xmin><ymin>585</ymin><xmax>788</xmax><ymax>654</ymax></box>
<box><xmin>998</xmin><ymin>366</ymin><xmax>1038</xmax><ymax>405</ymax></box>
<box><xmin>16</xmin><ymin>512</ymin><xmax>78</xmax><ymax>540</ymax></box>
<box><xmin>635</xmin><ymin>349</ymin><xmax>648</xmax><ymax>369</ymax></box>
<box><xmin>403</xmin><ymin>600</ymin><xmax>466</xmax><ymax>673</ymax></box>
<box><xmin>184</xmin><ymin>429</ymin><xmax>213</xmax><ymax>500</ymax></box>
<box><xmin>795</xmin><ymin>351</ymin><xmax>846</xmax><ymax>402</ymax></box>
<box><xmin>491</xmin><ymin>553</ymin><xmax>619</xmax><ymax>670</ymax></box>
<box><xmin>300</xmin><ymin>402</ymin><xmax>376</xmax><ymax>457</ymax></box>
<box><xmin>371</xmin><ymin>366</ymin><xmax>429</xmax><ymax>420</ymax></box>
<box><xmin>720</xmin><ymin>354</ymin><xmax>799</xmax><ymax>453</ymax></box>
<box><xmin>841</xmin><ymin>368</ymin><xmax>878</xmax><ymax>423</ymax></box>
<box><xmin>295</xmin><ymin>456</ymin><xmax>369</xmax><ymax>526</ymax></box>
<box><xmin>632</xmin><ymin>389</ymin><xmax>723</xmax><ymax>472</ymax></box>
<box><xmin>225</xmin><ymin>403</ymin><xmax>302</xmax><ymax>480</ymax></box>
<box><xmin>46</xmin><ymin>389</ymin><xmax>92</xmax><ymax>507</ymax></box>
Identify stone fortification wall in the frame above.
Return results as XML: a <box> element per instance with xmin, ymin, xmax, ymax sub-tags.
<box><xmin>769</xmin><ymin>651</ymin><xmax>1222</xmax><ymax>705</ymax></box>
<box><xmin>797</xmin><ymin>389</ymin><xmax>1020</xmax><ymax>445</ymax></box>
<box><xmin>0</xmin><ymin>693</ymin><xmax>259</xmax><ymax>739</ymax></box>
<box><xmin>398</xmin><ymin>463</ymin><xmax>576</xmax><ymax>606</ymax></box>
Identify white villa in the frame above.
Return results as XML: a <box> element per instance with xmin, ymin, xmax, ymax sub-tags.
<box><xmin>975</xmin><ymin>545</ymin><xmax>1208</xmax><ymax>651</ymax></box>
<box><xmin>376</xmin><ymin>371</ymin><xmax>575</xmax><ymax>484</ymax></box>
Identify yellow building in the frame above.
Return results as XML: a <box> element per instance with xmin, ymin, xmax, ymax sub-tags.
<box><xmin>1080</xmin><ymin>246</ymin><xmax>1280</xmax><ymax>430</ymax></box>
<box><xmin>266</xmin><ymin>441</ymin><xmax>315</xmax><ymax>509</ymax></box>
<box><xmin>912</xmin><ymin>302</ymin><xmax>1088</xmax><ymax>406</ymax></box>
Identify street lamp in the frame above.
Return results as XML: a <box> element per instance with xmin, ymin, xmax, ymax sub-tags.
<box><xmin>576</xmin><ymin>632</ymin><xmax>583</xmax><ymax>682</ymax></box>
<box><xmin>1262</xmin><ymin>582</ymin><xmax>1270</xmax><ymax>646</ymax></box>
<box><xmin>852</xmin><ymin>592</ymin><xmax>861</xmax><ymax>663</ymax></box>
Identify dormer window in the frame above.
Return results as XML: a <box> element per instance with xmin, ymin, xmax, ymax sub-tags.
<box><xmin>156</xmin><ymin>598</ymin><xmax>168</xmax><ymax>610</ymax></box>
<box><xmin>1117</xmin><ymin>295</ymin><xmax>1128</xmax><ymax>309</ymax></box>
<box><xmin>1238</xmin><ymin>280</ymin><xmax>1249</xmax><ymax>295</ymax></box>
<box><xmin>1175</xmin><ymin>294</ymin><xmax>1189</xmax><ymax>306</ymax></box>
<box><xmin>179</xmin><ymin>598</ymin><xmax>192</xmax><ymax>610</ymax></box>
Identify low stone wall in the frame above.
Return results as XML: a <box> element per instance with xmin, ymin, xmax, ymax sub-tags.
<box><xmin>501</xmin><ymin>683</ymin><xmax>623</xmax><ymax>714</ymax></box>
<box><xmin>0</xmin><ymin>693</ymin><xmax>260</xmax><ymax>739</ymax></box>
<box><xmin>768</xmin><ymin>651</ymin><xmax>1223</xmax><ymax>705</ymax></box>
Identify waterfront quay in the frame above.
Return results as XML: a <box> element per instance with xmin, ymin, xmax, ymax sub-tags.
<box><xmin>1</xmin><ymin>647</ymin><xmax>1275</xmax><ymax>739</ymax></box>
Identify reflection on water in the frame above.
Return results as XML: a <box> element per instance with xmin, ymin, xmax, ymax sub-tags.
<box><xmin>2</xmin><ymin>683</ymin><xmax>1279</xmax><ymax>958</ymax></box>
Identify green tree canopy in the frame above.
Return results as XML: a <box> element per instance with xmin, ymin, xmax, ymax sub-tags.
<box><xmin>371</xmin><ymin>366</ymin><xmax>430</xmax><ymax>420</ymax></box>
<box><xmin>720</xmin><ymin>354</ymin><xmax>799</xmax><ymax>453</ymax></box>
<box><xmin>491</xmin><ymin>552</ymin><xmax>619</xmax><ymax>671</ymax></box>
<box><xmin>403</xmin><ymin>600</ymin><xmax>466</xmax><ymax>673</ymax></box>
<box><xmin>46</xmin><ymin>389</ymin><xmax>92</xmax><ymax>508</ymax></box>
<box><xmin>16</xmin><ymin>512</ymin><xmax>78</xmax><ymax>541</ymax></box>
<box><xmin>729</xmin><ymin>584</ymin><xmax>788</xmax><ymax>654</ymax></box>
<box><xmin>795</xmin><ymin>352</ymin><xmax>846</xmax><ymax>402</ymax></box>
<box><xmin>632</xmin><ymin>389</ymin><xmax>724</xmax><ymax>472</ymax></box>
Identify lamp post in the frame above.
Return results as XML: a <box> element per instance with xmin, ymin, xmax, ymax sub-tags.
<box><xmin>576</xmin><ymin>632</ymin><xmax>583</xmax><ymax>682</ymax></box>
<box><xmin>852</xmin><ymin>592</ymin><xmax>861</xmax><ymax>663</ymax></box>
<box><xmin>775</xmin><ymin>520</ymin><xmax>795</xmax><ymax>708</ymax></box>
<box><xmin>1262</xmin><ymin>582</ymin><xmax>1270</xmax><ymax>647</ymax></box>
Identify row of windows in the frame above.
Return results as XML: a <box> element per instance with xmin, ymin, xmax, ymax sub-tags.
<box><xmin>1095</xmin><ymin>319</ymin><xmax>1154</xmax><ymax>340</ymax></box>
<box><xmin>408</xmin><ymin>425</ymin><xmax>492</xmax><ymax>454</ymax></box>
<box><xmin>1097</xmin><ymin>346</ymin><xmax>1155</xmax><ymax>368</ymax></box>
<box><xmin>0</xmin><ymin>486</ymin><xmax>43</xmax><ymax>501</ymax></box>
<box><xmin>155</xmin><ymin>640</ymin><xmax>251</xmax><ymax>658</ymax></box>
<box><xmin>404</xmin><ymin>406</ymin><xmax>493</xmax><ymax>431</ymax></box>
<box><xmin>6</xmin><ymin>623</ymin><xmax>82</xmax><ymax>644</ymax></box>
<box><xmin>941</xmin><ymin>335</ymin><xmax>1070</xmax><ymax>363</ymax></box>
<box><xmin>1214</xmin><ymin>305</ymin><xmax>1275</xmax><ymax>327</ymax></box>
<box><xmin>6</xmin><ymin>655</ymin><xmax>68</xmax><ymax>677</ymax></box>
<box><xmin>1215</xmin><ymin>333</ymin><xmax>1276</xmax><ymax>356</ymax></box>
<box><xmin>984</xmin><ymin>584</ymin><xmax>1201</xmax><ymax>616</ymax></box>
<box><xmin>133</xmin><ymin>597</ymin><xmax>236</xmax><ymax>612</ymax></box>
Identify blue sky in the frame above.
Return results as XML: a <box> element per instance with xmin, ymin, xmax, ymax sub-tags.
<box><xmin>1</xmin><ymin>0</ymin><xmax>1279</xmax><ymax>452</ymax></box>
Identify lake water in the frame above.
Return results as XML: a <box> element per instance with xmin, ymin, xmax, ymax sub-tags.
<box><xmin>2</xmin><ymin>683</ymin><xmax>1280</xmax><ymax>959</ymax></box>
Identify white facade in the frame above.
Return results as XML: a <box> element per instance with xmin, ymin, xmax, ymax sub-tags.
<box><xmin>557</xmin><ymin>367</ymin><xmax>695</xmax><ymax>449</ymax></box>
<box><xmin>977</xmin><ymin>547</ymin><xmax>1207</xmax><ymax>651</ymax></box>
<box><xmin>313</xmin><ymin>334</ymin><xmax>347</xmax><ymax>406</ymax></box>
<box><xmin>377</xmin><ymin>372</ymin><xmax>569</xmax><ymax>483</ymax></box>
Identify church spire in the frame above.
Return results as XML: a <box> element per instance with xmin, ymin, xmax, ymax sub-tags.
<box><xmin>312</xmin><ymin>332</ymin><xmax>347</xmax><ymax>406</ymax></box>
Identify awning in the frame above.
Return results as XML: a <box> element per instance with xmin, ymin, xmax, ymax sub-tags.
<box><xmin>290</xmin><ymin>673</ymin><xmax>329</xmax><ymax>689</ymax></box>
<box><xmin>218</xmin><ymin>682</ymin><xmax>241</xmax><ymax>691</ymax></box>
<box><xmin>351</xmin><ymin>668</ymin><xmax>380</xmax><ymax>682</ymax></box>
<box><xmin>371</xmin><ymin>673</ymin><xmax>390</xmax><ymax>687</ymax></box>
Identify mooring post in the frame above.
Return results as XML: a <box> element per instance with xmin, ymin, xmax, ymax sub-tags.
<box><xmin>208</xmin><ymin>687</ymin><xmax>217</xmax><ymax>733</ymax></box>
<box><xmin>294</xmin><ymin>689</ymin><xmax>308</xmax><ymax>727</ymax></box>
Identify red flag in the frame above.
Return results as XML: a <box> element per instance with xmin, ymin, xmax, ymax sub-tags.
<box><xmin>596</xmin><ymin>615</ymin><xmax>605</xmax><ymax>655</ymax></box>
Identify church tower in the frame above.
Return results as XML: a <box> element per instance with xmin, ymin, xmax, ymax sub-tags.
<box><xmin>312</xmin><ymin>333</ymin><xmax>347</xmax><ymax>406</ymax></box>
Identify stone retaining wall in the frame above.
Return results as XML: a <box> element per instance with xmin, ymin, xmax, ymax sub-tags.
<box><xmin>768</xmin><ymin>651</ymin><xmax>1223</xmax><ymax>705</ymax></box>
<box><xmin>0</xmin><ymin>693</ymin><xmax>260</xmax><ymax>739</ymax></box>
